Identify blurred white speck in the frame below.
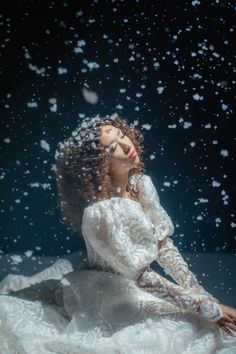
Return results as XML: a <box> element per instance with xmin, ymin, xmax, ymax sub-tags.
<box><xmin>220</xmin><ymin>149</ymin><xmax>228</xmax><ymax>157</ymax></box>
<box><xmin>212</xmin><ymin>180</ymin><xmax>221</xmax><ymax>187</ymax></box>
<box><xmin>142</xmin><ymin>124</ymin><xmax>152</xmax><ymax>130</ymax></box>
<box><xmin>58</xmin><ymin>67</ymin><xmax>68</xmax><ymax>75</ymax></box>
<box><xmin>25</xmin><ymin>250</ymin><xmax>33</xmax><ymax>258</ymax></box>
<box><xmin>82</xmin><ymin>88</ymin><xmax>98</xmax><ymax>104</ymax></box>
<box><xmin>157</xmin><ymin>86</ymin><xmax>164</xmax><ymax>94</ymax></box>
<box><xmin>192</xmin><ymin>93</ymin><xmax>204</xmax><ymax>101</ymax></box>
<box><xmin>27</xmin><ymin>101</ymin><xmax>38</xmax><ymax>108</ymax></box>
<box><xmin>40</xmin><ymin>140</ymin><xmax>50</xmax><ymax>152</ymax></box>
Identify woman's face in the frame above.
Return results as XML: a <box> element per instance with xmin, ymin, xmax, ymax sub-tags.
<box><xmin>100</xmin><ymin>124</ymin><xmax>140</xmax><ymax>170</ymax></box>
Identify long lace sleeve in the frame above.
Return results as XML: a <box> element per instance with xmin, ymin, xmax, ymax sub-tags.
<box><xmin>156</xmin><ymin>237</ymin><xmax>220</xmax><ymax>304</ymax></box>
<box><xmin>81</xmin><ymin>202</ymin><xmax>156</xmax><ymax>280</ymax></box>
<box><xmin>81</xmin><ymin>200</ymin><xmax>223</xmax><ymax>323</ymax></box>
<box><xmin>134</xmin><ymin>174</ymin><xmax>220</xmax><ymax>305</ymax></box>
<box><xmin>135</xmin><ymin>266</ymin><xmax>223</xmax><ymax>322</ymax></box>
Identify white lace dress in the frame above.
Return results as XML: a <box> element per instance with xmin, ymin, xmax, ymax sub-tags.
<box><xmin>0</xmin><ymin>174</ymin><xmax>235</xmax><ymax>354</ymax></box>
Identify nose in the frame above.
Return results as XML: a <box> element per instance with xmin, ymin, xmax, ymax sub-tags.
<box><xmin>120</xmin><ymin>141</ymin><xmax>131</xmax><ymax>155</ymax></box>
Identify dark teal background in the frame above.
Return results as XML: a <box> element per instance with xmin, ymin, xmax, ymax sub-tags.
<box><xmin>0</xmin><ymin>0</ymin><xmax>235</xmax><ymax>260</ymax></box>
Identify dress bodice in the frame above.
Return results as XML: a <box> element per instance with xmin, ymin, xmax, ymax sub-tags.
<box><xmin>81</xmin><ymin>174</ymin><xmax>175</xmax><ymax>280</ymax></box>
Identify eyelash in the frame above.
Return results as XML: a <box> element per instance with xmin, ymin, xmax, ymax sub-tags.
<box><xmin>110</xmin><ymin>133</ymin><xmax>125</xmax><ymax>152</ymax></box>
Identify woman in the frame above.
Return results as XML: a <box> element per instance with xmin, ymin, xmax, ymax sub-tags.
<box><xmin>0</xmin><ymin>114</ymin><xmax>236</xmax><ymax>353</ymax></box>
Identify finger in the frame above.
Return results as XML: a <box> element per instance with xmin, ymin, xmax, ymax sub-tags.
<box><xmin>227</xmin><ymin>313</ymin><xmax>236</xmax><ymax>320</ymax></box>
<box><xmin>216</xmin><ymin>321</ymin><xmax>234</xmax><ymax>336</ymax></box>
<box><xmin>222</xmin><ymin>324</ymin><xmax>236</xmax><ymax>337</ymax></box>
<box><xmin>224</xmin><ymin>322</ymin><xmax>236</xmax><ymax>332</ymax></box>
<box><xmin>222</xmin><ymin>315</ymin><xmax>234</xmax><ymax>323</ymax></box>
<box><xmin>219</xmin><ymin>319</ymin><xmax>236</xmax><ymax>332</ymax></box>
<box><xmin>222</xmin><ymin>325</ymin><xmax>235</xmax><ymax>337</ymax></box>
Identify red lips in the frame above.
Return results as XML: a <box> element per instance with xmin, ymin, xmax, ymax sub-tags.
<box><xmin>128</xmin><ymin>150</ymin><xmax>137</xmax><ymax>159</ymax></box>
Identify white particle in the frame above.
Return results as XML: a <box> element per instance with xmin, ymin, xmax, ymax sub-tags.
<box><xmin>27</xmin><ymin>101</ymin><xmax>38</xmax><ymax>108</ymax></box>
<box><xmin>196</xmin><ymin>215</ymin><xmax>203</xmax><ymax>220</ymax></box>
<box><xmin>220</xmin><ymin>149</ymin><xmax>228</xmax><ymax>157</ymax></box>
<box><xmin>192</xmin><ymin>0</ymin><xmax>201</xmax><ymax>6</ymax></box>
<box><xmin>157</xmin><ymin>86</ymin><xmax>164</xmax><ymax>94</ymax></box>
<box><xmin>212</xmin><ymin>180</ymin><xmax>221</xmax><ymax>188</ymax></box>
<box><xmin>221</xmin><ymin>103</ymin><xmax>228</xmax><ymax>111</ymax></box>
<box><xmin>25</xmin><ymin>250</ymin><xmax>33</xmax><ymax>257</ymax></box>
<box><xmin>58</xmin><ymin>67</ymin><xmax>68</xmax><ymax>75</ymax></box>
<box><xmin>183</xmin><ymin>121</ymin><xmax>192</xmax><ymax>129</ymax></box>
<box><xmin>82</xmin><ymin>88</ymin><xmax>98</xmax><ymax>104</ymax></box>
<box><xmin>40</xmin><ymin>140</ymin><xmax>50</xmax><ymax>152</ymax></box>
<box><xmin>86</xmin><ymin>62</ymin><xmax>99</xmax><ymax>70</ymax></box>
<box><xmin>194</xmin><ymin>198</ymin><xmax>209</xmax><ymax>205</ymax></box>
<box><xmin>192</xmin><ymin>93</ymin><xmax>204</xmax><ymax>101</ymax></box>
<box><xmin>74</xmin><ymin>39</ymin><xmax>86</xmax><ymax>54</ymax></box>
<box><xmin>142</xmin><ymin>124</ymin><xmax>152</xmax><ymax>130</ymax></box>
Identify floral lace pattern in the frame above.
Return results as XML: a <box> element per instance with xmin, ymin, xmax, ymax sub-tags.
<box><xmin>82</xmin><ymin>173</ymin><xmax>223</xmax><ymax>322</ymax></box>
<box><xmin>0</xmin><ymin>174</ymin><xmax>235</xmax><ymax>352</ymax></box>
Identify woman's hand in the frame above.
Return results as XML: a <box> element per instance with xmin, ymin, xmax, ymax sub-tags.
<box><xmin>214</xmin><ymin>304</ymin><xmax>236</xmax><ymax>336</ymax></box>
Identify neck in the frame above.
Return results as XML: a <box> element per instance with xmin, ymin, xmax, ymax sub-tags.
<box><xmin>110</xmin><ymin>169</ymin><xmax>130</xmax><ymax>197</ymax></box>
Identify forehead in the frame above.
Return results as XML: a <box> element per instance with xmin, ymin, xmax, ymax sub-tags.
<box><xmin>100</xmin><ymin>124</ymin><xmax>119</xmax><ymax>146</ymax></box>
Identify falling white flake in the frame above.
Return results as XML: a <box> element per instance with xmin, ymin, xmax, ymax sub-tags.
<box><xmin>212</xmin><ymin>180</ymin><xmax>221</xmax><ymax>187</ymax></box>
<box><xmin>82</xmin><ymin>88</ymin><xmax>98</xmax><ymax>104</ymax></box>
<box><xmin>196</xmin><ymin>215</ymin><xmax>203</xmax><ymax>220</ymax></box>
<box><xmin>194</xmin><ymin>198</ymin><xmax>209</xmax><ymax>205</ymax></box>
<box><xmin>40</xmin><ymin>140</ymin><xmax>50</xmax><ymax>152</ymax></box>
<box><xmin>192</xmin><ymin>0</ymin><xmax>200</xmax><ymax>6</ymax></box>
<box><xmin>28</xmin><ymin>63</ymin><xmax>46</xmax><ymax>75</ymax></box>
<box><xmin>192</xmin><ymin>93</ymin><xmax>204</xmax><ymax>101</ymax></box>
<box><xmin>30</xmin><ymin>182</ymin><xmax>51</xmax><ymax>190</ymax></box>
<box><xmin>25</xmin><ymin>250</ymin><xmax>33</xmax><ymax>257</ymax></box>
<box><xmin>74</xmin><ymin>39</ymin><xmax>86</xmax><ymax>53</ymax></box>
<box><xmin>27</xmin><ymin>102</ymin><xmax>38</xmax><ymax>108</ymax></box>
<box><xmin>58</xmin><ymin>67</ymin><xmax>68</xmax><ymax>75</ymax></box>
<box><xmin>86</xmin><ymin>62</ymin><xmax>99</xmax><ymax>70</ymax></box>
<box><xmin>220</xmin><ymin>149</ymin><xmax>229</xmax><ymax>157</ymax></box>
<box><xmin>49</xmin><ymin>98</ymin><xmax>57</xmax><ymax>112</ymax></box>
<box><xmin>221</xmin><ymin>104</ymin><xmax>228</xmax><ymax>111</ymax></box>
<box><xmin>141</xmin><ymin>124</ymin><xmax>152</xmax><ymax>130</ymax></box>
<box><xmin>157</xmin><ymin>86</ymin><xmax>164</xmax><ymax>94</ymax></box>
<box><xmin>60</xmin><ymin>278</ymin><xmax>70</xmax><ymax>286</ymax></box>
<box><xmin>183</xmin><ymin>121</ymin><xmax>192</xmax><ymax>129</ymax></box>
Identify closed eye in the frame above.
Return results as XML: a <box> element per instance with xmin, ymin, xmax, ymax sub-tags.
<box><xmin>105</xmin><ymin>130</ymin><xmax>126</xmax><ymax>154</ymax></box>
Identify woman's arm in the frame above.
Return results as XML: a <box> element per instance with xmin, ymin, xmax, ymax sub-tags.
<box><xmin>135</xmin><ymin>266</ymin><xmax>223</xmax><ymax>322</ymax></box>
<box><xmin>156</xmin><ymin>237</ymin><xmax>220</xmax><ymax>303</ymax></box>
<box><xmin>135</xmin><ymin>174</ymin><xmax>220</xmax><ymax>304</ymax></box>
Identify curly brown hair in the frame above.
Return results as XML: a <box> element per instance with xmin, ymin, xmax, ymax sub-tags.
<box><xmin>54</xmin><ymin>115</ymin><xmax>146</xmax><ymax>235</ymax></box>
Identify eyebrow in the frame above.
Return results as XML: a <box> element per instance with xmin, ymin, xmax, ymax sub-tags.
<box><xmin>104</xmin><ymin>129</ymin><xmax>121</xmax><ymax>148</ymax></box>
